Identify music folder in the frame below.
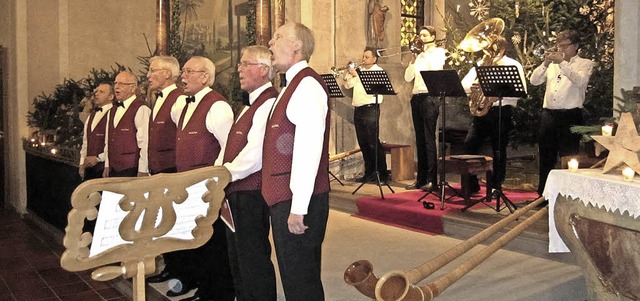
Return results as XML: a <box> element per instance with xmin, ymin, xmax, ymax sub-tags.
<box><xmin>220</xmin><ymin>198</ymin><xmax>235</xmax><ymax>232</ymax></box>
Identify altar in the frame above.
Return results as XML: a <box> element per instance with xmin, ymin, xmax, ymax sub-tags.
<box><xmin>543</xmin><ymin>169</ymin><xmax>640</xmax><ymax>300</ymax></box>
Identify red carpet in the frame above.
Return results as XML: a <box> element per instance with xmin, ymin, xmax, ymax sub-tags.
<box><xmin>355</xmin><ymin>185</ymin><xmax>538</xmax><ymax>235</ymax></box>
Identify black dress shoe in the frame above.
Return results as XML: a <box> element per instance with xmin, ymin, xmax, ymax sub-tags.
<box><xmin>166</xmin><ymin>280</ymin><xmax>195</xmax><ymax>297</ymax></box>
<box><xmin>405</xmin><ymin>181</ymin><xmax>426</xmax><ymax>190</ymax></box>
<box><xmin>420</xmin><ymin>182</ymin><xmax>437</xmax><ymax>192</ymax></box>
<box><xmin>146</xmin><ymin>270</ymin><xmax>172</xmax><ymax>283</ymax></box>
<box><xmin>355</xmin><ymin>175</ymin><xmax>371</xmax><ymax>183</ymax></box>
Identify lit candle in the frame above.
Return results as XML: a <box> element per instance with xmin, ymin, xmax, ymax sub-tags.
<box><xmin>50</xmin><ymin>148</ymin><xmax>58</xmax><ymax>155</ymax></box>
<box><xmin>602</xmin><ymin>125</ymin><xmax>613</xmax><ymax>136</ymax></box>
<box><xmin>456</xmin><ymin>4</ymin><xmax>460</xmax><ymax>12</ymax></box>
<box><xmin>622</xmin><ymin>167</ymin><xmax>635</xmax><ymax>181</ymax></box>
<box><xmin>568</xmin><ymin>159</ymin><xmax>579</xmax><ymax>172</ymax></box>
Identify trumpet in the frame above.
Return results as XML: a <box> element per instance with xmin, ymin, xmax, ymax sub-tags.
<box><xmin>331</xmin><ymin>61</ymin><xmax>362</xmax><ymax>77</ymax></box>
<box><xmin>376</xmin><ymin>37</ymin><xmax>424</xmax><ymax>58</ymax></box>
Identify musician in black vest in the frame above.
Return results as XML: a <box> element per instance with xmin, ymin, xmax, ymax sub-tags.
<box><xmin>103</xmin><ymin>71</ymin><xmax>151</xmax><ymax>178</ymax></box>
<box><xmin>216</xmin><ymin>45</ymin><xmax>278</xmax><ymax>300</ymax></box>
<box><xmin>144</xmin><ymin>56</ymin><xmax>188</xmax><ymax>286</ymax></box>
<box><xmin>265</xmin><ymin>22</ymin><xmax>330</xmax><ymax>300</ymax></box>
<box><xmin>169</xmin><ymin>56</ymin><xmax>235</xmax><ymax>301</ymax></box>
<box><xmin>79</xmin><ymin>82</ymin><xmax>114</xmax><ymax>180</ymax></box>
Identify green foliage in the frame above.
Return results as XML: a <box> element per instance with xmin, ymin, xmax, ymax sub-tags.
<box><xmin>27</xmin><ymin>64</ymin><xmax>128</xmax><ymax>149</ymax></box>
<box><xmin>441</xmin><ymin>0</ymin><xmax>614</xmax><ymax>147</ymax></box>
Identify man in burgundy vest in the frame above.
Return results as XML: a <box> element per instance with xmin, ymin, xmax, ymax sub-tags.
<box><xmin>265</xmin><ymin>22</ymin><xmax>331</xmax><ymax>300</ymax></box>
<box><xmin>216</xmin><ymin>45</ymin><xmax>278</xmax><ymax>300</ymax></box>
<box><xmin>79</xmin><ymin>82</ymin><xmax>113</xmax><ymax>181</ymax></box>
<box><xmin>167</xmin><ymin>56</ymin><xmax>235</xmax><ymax>301</ymax></box>
<box><xmin>144</xmin><ymin>56</ymin><xmax>187</xmax><ymax>286</ymax></box>
<box><xmin>147</xmin><ymin>55</ymin><xmax>182</xmax><ymax>175</ymax></box>
<box><xmin>103</xmin><ymin>71</ymin><xmax>151</xmax><ymax>178</ymax></box>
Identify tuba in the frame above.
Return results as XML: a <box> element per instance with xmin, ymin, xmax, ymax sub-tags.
<box><xmin>458</xmin><ymin>18</ymin><xmax>505</xmax><ymax>117</ymax></box>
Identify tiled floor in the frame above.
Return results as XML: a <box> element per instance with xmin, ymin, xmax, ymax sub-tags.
<box><xmin>0</xmin><ymin>209</ymin><xmax>130</xmax><ymax>301</ymax></box>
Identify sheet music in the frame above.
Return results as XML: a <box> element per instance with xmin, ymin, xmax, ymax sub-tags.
<box><xmin>89</xmin><ymin>179</ymin><xmax>214</xmax><ymax>257</ymax></box>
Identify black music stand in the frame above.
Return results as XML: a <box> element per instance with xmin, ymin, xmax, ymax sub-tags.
<box><xmin>465</xmin><ymin>65</ymin><xmax>527</xmax><ymax>213</ymax></box>
<box><xmin>351</xmin><ymin>69</ymin><xmax>396</xmax><ymax>199</ymax></box>
<box><xmin>321</xmin><ymin>74</ymin><xmax>346</xmax><ymax>186</ymax></box>
<box><xmin>417</xmin><ymin>70</ymin><xmax>467</xmax><ymax>210</ymax></box>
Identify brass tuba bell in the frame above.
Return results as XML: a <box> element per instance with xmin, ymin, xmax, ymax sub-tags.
<box><xmin>459</xmin><ymin>18</ymin><xmax>505</xmax><ymax>117</ymax></box>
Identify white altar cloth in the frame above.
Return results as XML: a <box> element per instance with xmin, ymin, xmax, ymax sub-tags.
<box><xmin>543</xmin><ymin>169</ymin><xmax>640</xmax><ymax>253</ymax></box>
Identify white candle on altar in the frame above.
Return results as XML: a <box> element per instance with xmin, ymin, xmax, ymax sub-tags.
<box><xmin>568</xmin><ymin>159</ymin><xmax>579</xmax><ymax>172</ymax></box>
<box><xmin>602</xmin><ymin>125</ymin><xmax>613</xmax><ymax>136</ymax></box>
<box><xmin>622</xmin><ymin>167</ymin><xmax>635</xmax><ymax>181</ymax></box>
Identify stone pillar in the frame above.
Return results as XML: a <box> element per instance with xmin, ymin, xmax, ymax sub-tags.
<box><xmin>256</xmin><ymin>0</ymin><xmax>271</xmax><ymax>46</ymax></box>
<box><xmin>155</xmin><ymin>0</ymin><xmax>170</xmax><ymax>55</ymax></box>
<box><xmin>613</xmin><ymin>0</ymin><xmax>640</xmax><ymax>114</ymax></box>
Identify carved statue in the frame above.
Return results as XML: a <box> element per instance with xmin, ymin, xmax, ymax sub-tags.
<box><xmin>368</xmin><ymin>0</ymin><xmax>389</xmax><ymax>47</ymax></box>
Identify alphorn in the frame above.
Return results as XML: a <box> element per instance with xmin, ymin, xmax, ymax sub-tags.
<box><xmin>344</xmin><ymin>196</ymin><xmax>547</xmax><ymax>300</ymax></box>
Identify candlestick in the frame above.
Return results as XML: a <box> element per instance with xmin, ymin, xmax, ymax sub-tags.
<box><xmin>601</xmin><ymin>125</ymin><xmax>613</xmax><ymax>136</ymax></box>
<box><xmin>568</xmin><ymin>159</ymin><xmax>579</xmax><ymax>172</ymax></box>
<box><xmin>622</xmin><ymin>167</ymin><xmax>635</xmax><ymax>181</ymax></box>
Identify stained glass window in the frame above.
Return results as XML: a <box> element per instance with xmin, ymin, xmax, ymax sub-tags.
<box><xmin>401</xmin><ymin>0</ymin><xmax>424</xmax><ymax>46</ymax></box>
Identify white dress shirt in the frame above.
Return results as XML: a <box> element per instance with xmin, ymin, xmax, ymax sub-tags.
<box><xmin>152</xmin><ymin>84</ymin><xmax>178</xmax><ymax>120</ymax></box>
<box><xmin>271</xmin><ymin>61</ymin><xmax>328</xmax><ymax>215</ymax></box>
<box><xmin>170</xmin><ymin>86</ymin><xmax>234</xmax><ymax>155</ymax></box>
<box><xmin>461</xmin><ymin>55</ymin><xmax>527</xmax><ymax>107</ymax></box>
<box><xmin>215</xmin><ymin>82</ymin><xmax>276</xmax><ymax>181</ymax></box>
<box><xmin>79</xmin><ymin>103</ymin><xmax>112</xmax><ymax>165</ymax></box>
<box><xmin>104</xmin><ymin>95</ymin><xmax>151</xmax><ymax>173</ymax></box>
<box><xmin>529</xmin><ymin>55</ymin><xmax>594</xmax><ymax>109</ymax></box>
<box><xmin>404</xmin><ymin>46</ymin><xmax>447</xmax><ymax>94</ymax></box>
<box><xmin>344</xmin><ymin>64</ymin><xmax>384</xmax><ymax>106</ymax></box>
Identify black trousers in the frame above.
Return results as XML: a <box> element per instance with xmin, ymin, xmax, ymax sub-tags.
<box><xmin>410</xmin><ymin>94</ymin><xmax>440</xmax><ymax>185</ymax></box>
<box><xmin>270</xmin><ymin>193</ymin><xmax>329</xmax><ymax>301</ymax></box>
<box><xmin>464</xmin><ymin>105</ymin><xmax>513</xmax><ymax>189</ymax></box>
<box><xmin>538</xmin><ymin>108</ymin><xmax>583</xmax><ymax>195</ymax></box>
<box><xmin>83</xmin><ymin>162</ymin><xmax>104</xmax><ymax>181</ymax></box>
<box><xmin>226</xmin><ymin>190</ymin><xmax>276</xmax><ymax>301</ymax></box>
<box><xmin>187</xmin><ymin>217</ymin><xmax>235</xmax><ymax>300</ymax></box>
<box><xmin>354</xmin><ymin>104</ymin><xmax>388</xmax><ymax>180</ymax></box>
<box><xmin>108</xmin><ymin>167</ymin><xmax>138</xmax><ymax>177</ymax></box>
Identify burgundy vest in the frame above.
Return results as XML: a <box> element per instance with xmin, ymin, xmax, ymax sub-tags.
<box><xmin>148</xmin><ymin>88</ymin><xmax>181</xmax><ymax>174</ymax></box>
<box><xmin>86</xmin><ymin>110</ymin><xmax>108</xmax><ymax>157</ymax></box>
<box><xmin>262</xmin><ymin>68</ymin><xmax>330</xmax><ymax>206</ymax></box>
<box><xmin>223</xmin><ymin>86</ymin><xmax>278</xmax><ymax>194</ymax></box>
<box><xmin>175</xmin><ymin>90</ymin><xmax>225</xmax><ymax>172</ymax></box>
<box><xmin>108</xmin><ymin>98</ymin><xmax>146</xmax><ymax>172</ymax></box>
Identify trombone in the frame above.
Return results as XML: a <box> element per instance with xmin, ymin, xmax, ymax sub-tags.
<box><xmin>377</xmin><ymin>37</ymin><xmax>424</xmax><ymax>58</ymax></box>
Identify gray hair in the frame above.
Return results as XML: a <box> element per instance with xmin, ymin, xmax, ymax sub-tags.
<box><xmin>149</xmin><ymin>56</ymin><xmax>180</xmax><ymax>80</ymax></box>
<box><xmin>242</xmin><ymin>45</ymin><xmax>275</xmax><ymax>80</ymax></box>
<box><xmin>293</xmin><ymin>22</ymin><xmax>315</xmax><ymax>61</ymax></box>
<box><xmin>191</xmin><ymin>56</ymin><xmax>216</xmax><ymax>86</ymax></box>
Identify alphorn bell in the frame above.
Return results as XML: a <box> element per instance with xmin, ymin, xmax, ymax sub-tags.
<box><xmin>344</xmin><ymin>197</ymin><xmax>547</xmax><ymax>300</ymax></box>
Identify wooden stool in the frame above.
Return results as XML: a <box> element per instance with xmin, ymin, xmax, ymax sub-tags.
<box><xmin>381</xmin><ymin>144</ymin><xmax>415</xmax><ymax>181</ymax></box>
<box><xmin>441</xmin><ymin>155</ymin><xmax>493</xmax><ymax>206</ymax></box>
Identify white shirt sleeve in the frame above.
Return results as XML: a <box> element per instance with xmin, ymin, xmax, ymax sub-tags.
<box><xmin>287</xmin><ymin>77</ymin><xmax>329</xmax><ymax>215</ymax></box>
<box><xmin>206</xmin><ymin>101</ymin><xmax>234</xmax><ymax>161</ymax></box>
<box><xmin>223</xmin><ymin>98</ymin><xmax>276</xmax><ymax>181</ymax></box>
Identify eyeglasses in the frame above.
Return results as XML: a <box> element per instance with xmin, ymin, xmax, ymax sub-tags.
<box><xmin>114</xmin><ymin>82</ymin><xmax>136</xmax><ymax>86</ymax></box>
<box><xmin>148</xmin><ymin>68</ymin><xmax>167</xmax><ymax>74</ymax></box>
<box><xmin>180</xmin><ymin>69</ymin><xmax>207</xmax><ymax>75</ymax></box>
<box><xmin>237</xmin><ymin>62</ymin><xmax>266</xmax><ymax>68</ymax></box>
<box><xmin>556</xmin><ymin>43</ymin><xmax>575</xmax><ymax>49</ymax></box>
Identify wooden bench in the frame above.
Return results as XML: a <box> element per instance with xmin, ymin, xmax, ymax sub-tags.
<box><xmin>381</xmin><ymin>143</ymin><xmax>415</xmax><ymax>181</ymax></box>
<box><xmin>441</xmin><ymin>155</ymin><xmax>493</xmax><ymax>205</ymax></box>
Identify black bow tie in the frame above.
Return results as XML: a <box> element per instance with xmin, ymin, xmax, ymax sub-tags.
<box><xmin>241</xmin><ymin>91</ymin><xmax>251</xmax><ymax>106</ymax></box>
<box><xmin>113</xmin><ymin>101</ymin><xmax>124</xmax><ymax>108</ymax></box>
<box><xmin>186</xmin><ymin>96</ymin><xmax>196</xmax><ymax>104</ymax></box>
<box><xmin>279</xmin><ymin>73</ymin><xmax>287</xmax><ymax>87</ymax></box>
<box><xmin>155</xmin><ymin>91</ymin><xmax>163</xmax><ymax>98</ymax></box>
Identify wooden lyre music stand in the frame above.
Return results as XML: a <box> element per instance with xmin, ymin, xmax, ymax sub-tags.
<box><xmin>60</xmin><ymin>166</ymin><xmax>230</xmax><ymax>301</ymax></box>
